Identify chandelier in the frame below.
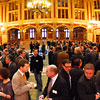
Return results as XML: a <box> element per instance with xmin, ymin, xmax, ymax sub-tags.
<box><xmin>27</xmin><ymin>0</ymin><xmax>51</xmax><ymax>13</ymax></box>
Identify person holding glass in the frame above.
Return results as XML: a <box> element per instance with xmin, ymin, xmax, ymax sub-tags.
<box><xmin>0</xmin><ymin>67</ymin><xmax>14</xmax><ymax>100</ymax></box>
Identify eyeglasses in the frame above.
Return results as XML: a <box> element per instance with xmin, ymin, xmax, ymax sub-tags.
<box><xmin>64</xmin><ymin>66</ymin><xmax>71</xmax><ymax>68</ymax></box>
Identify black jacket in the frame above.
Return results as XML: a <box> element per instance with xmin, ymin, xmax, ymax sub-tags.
<box><xmin>8</xmin><ymin>62</ymin><xmax>17</xmax><ymax>80</ymax></box>
<box><xmin>70</xmin><ymin>67</ymin><xmax>84</xmax><ymax>100</ymax></box>
<box><xmin>77</xmin><ymin>74</ymin><xmax>97</xmax><ymax>100</ymax></box>
<box><xmin>30</xmin><ymin>55</ymin><xmax>43</xmax><ymax>73</ymax></box>
<box><xmin>42</xmin><ymin>75</ymin><xmax>70</xmax><ymax>100</ymax></box>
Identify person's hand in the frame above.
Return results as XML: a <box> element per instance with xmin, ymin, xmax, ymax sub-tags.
<box><xmin>96</xmin><ymin>92</ymin><xmax>100</xmax><ymax>100</ymax></box>
<box><xmin>27</xmin><ymin>83</ymin><xmax>34</xmax><ymax>88</ymax></box>
<box><xmin>0</xmin><ymin>92</ymin><xmax>5</xmax><ymax>97</ymax></box>
<box><xmin>39</xmin><ymin>95</ymin><xmax>44</xmax><ymax>100</ymax></box>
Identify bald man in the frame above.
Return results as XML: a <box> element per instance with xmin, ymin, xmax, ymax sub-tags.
<box><xmin>39</xmin><ymin>65</ymin><xmax>70</xmax><ymax>100</ymax></box>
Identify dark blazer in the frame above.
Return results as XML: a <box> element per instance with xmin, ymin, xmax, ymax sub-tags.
<box><xmin>30</xmin><ymin>55</ymin><xmax>43</xmax><ymax>73</ymax></box>
<box><xmin>59</xmin><ymin>68</ymin><xmax>71</xmax><ymax>91</ymax></box>
<box><xmin>85</xmin><ymin>51</ymin><xmax>98</xmax><ymax>66</ymax></box>
<box><xmin>96</xmin><ymin>70</ymin><xmax>100</xmax><ymax>92</ymax></box>
<box><xmin>77</xmin><ymin>74</ymin><xmax>97</xmax><ymax>100</ymax></box>
<box><xmin>8</xmin><ymin>62</ymin><xmax>17</xmax><ymax>80</ymax></box>
<box><xmin>15</xmin><ymin>56</ymin><xmax>23</xmax><ymax>67</ymax></box>
<box><xmin>70</xmin><ymin>67</ymin><xmax>84</xmax><ymax>100</ymax></box>
<box><xmin>42</xmin><ymin>75</ymin><xmax>70</xmax><ymax>100</ymax></box>
<box><xmin>71</xmin><ymin>53</ymin><xmax>84</xmax><ymax>68</ymax></box>
<box><xmin>48</xmin><ymin>51</ymin><xmax>53</xmax><ymax>65</ymax></box>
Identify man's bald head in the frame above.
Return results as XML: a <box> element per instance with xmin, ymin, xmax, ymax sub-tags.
<box><xmin>46</xmin><ymin>65</ymin><xmax>58</xmax><ymax>78</ymax></box>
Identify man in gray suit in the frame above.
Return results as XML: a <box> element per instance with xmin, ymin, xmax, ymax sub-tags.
<box><xmin>12</xmin><ymin>59</ymin><xmax>35</xmax><ymax>100</ymax></box>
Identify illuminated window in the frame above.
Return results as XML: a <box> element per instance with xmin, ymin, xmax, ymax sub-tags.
<box><xmin>74</xmin><ymin>0</ymin><xmax>84</xmax><ymax>8</ymax></box>
<box><xmin>75</xmin><ymin>10</ymin><xmax>85</xmax><ymax>20</ymax></box>
<box><xmin>18</xmin><ymin>30</ymin><xmax>20</xmax><ymax>39</ymax></box>
<box><xmin>56</xmin><ymin>29</ymin><xmax>59</xmax><ymax>38</ymax></box>
<box><xmin>42</xmin><ymin>28</ymin><xmax>47</xmax><ymax>38</ymax></box>
<box><xmin>65</xmin><ymin>29</ymin><xmax>69</xmax><ymax>38</ymax></box>
<box><xmin>58</xmin><ymin>0</ymin><xmax>68</xmax><ymax>7</ymax></box>
<box><xmin>94</xmin><ymin>0</ymin><xmax>100</xmax><ymax>9</ymax></box>
<box><xmin>30</xmin><ymin>29</ymin><xmax>35</xmax><ymax>38</ymax></box>
<box><xmin>8</xmin><ymin>1</ymin><xmax>18</xmax><ymax>22</ymax></box>
<box><xmin>58</xmin><ymin>9</ymin><xmax>68</xmax><ymax>18</ymax></box>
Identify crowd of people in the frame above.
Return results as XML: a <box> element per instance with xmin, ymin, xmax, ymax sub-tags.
<box><xmin>0</xmin><ymin>40</ymin><xmax>100</xmax><ymax>100</ymax></box>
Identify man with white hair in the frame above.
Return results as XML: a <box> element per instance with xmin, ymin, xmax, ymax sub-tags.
<box><xmin>39</xmin><ymin>65</ymin><xmax>70</xmax><ymax>100</ymax></box>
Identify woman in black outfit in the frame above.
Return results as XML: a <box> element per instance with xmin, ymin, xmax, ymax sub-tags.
<box><xmin>0</xmin><ymin>67</ymin><xmax>14</xmax><ymax>100</ymax></box>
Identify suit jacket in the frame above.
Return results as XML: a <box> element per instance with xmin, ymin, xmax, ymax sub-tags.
<box><xmin>70</xmin><ymin>67</ymin><xmax>84</xmax><ymax>100</ymax></box>
<box><xmin>8</xmin><ymin>62</ymin><xmax>17</xmax><ymax>80</ymax></box>
<box><xmin>12</xmin><ymin>71</ymin><xmax>30</xmax><ymax>100</ymax></box>
<box><xmin>48</xmin><ymin>51</ymin><xmax>53</xmax><ymax>65</ymax></box>
<box><xmin>30</xmin><ymin>55</ymin><xmax>43</xmax><ymax>73</ymax></box>
<box><xmin>57</xmin><ymin>51</ymin><xmax>69</xmax><ymax>70</ymax></box>
<box><xmin>15</xmin><ymin>56</ymin><xmax>23</xmax><ymax>67</ymax></box>
<box><xmin>59</xmin><ymin>68</ymin><xmax>71</xmax><ymax>100</ymax></box>
<box><xmin>71</xmin><ymin>53</ymin><xmax>84</xmax><ymax>68</ymax></box>
<box><xmin>96</xmin><ymin>70</ymin><xmax>100</xmax><ymax>92</ymax></box>
<box><xmin>42</xmin><ymin>75</ymin><xmax>70</xmax><ymax>100</ymax></box>
<box><xmin>77</xmin><ymin>74</ymin><xmax>97</xmax><ymax>100</ymax></box>
<box><xmin>85</xmin><ymin>51</ymin><xmax>98</xmax><ymax>66</ymax></box>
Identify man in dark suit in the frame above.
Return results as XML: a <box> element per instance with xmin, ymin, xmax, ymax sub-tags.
<box><xmin>15</xmin><ymin>49</ymin><xmax>29</xmax><ymax>80</ymax></box>
<box><xmin>70</xmin><ymin>58</ymin><xmax>84</xmax><ymax>100</ymax></box>
<box><xmin>48</xmin><ymin>46</ymin><xmax>55</xmax><ymax>65</ymax></box>
<box><xmin>5</xmin><ymin>54</ymin><xmax>17</xmax><ymax>80</ymax></box>
<box><xmin>77</xmin><ymin>63</ymin><xmax>100</xmax><ymax>100</ymax></box>
<box><xmin>71</xmin><ymin>47</ymin><xmax>84</xmax><ymax>68</ymax></box>
<box><xmin>30</xmin><ymin>48</ymin><xmax>43</xmax><ymax>91</ymax></box>
<box><xmin>59</xmin><ymin>59</ymin><xmax>72</xmax><ymax>100</ymax></box>
<box><xmin>85</xmin><ymin>46</ymin><xmax>98</xmax><ymax>66</ymax></box>
<box><xmin>39</xmin><ymin>65</ymin><xmax>70</xmax><ymax>100</ymax></box>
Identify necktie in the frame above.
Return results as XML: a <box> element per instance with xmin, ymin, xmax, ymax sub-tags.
<box><xmin>23</xmin><ymin>74</ymin><xmax>27</xmax><ymax>83</ymax></box>
<box><xmin>68</xmin><ymin>72</ymin><xmax>71</xmax><ymax>88</ymax></box>
<box><xmin>48</xmin><ymin>79</ymin><xmax>53</xmax><ymax>94</ymax></box>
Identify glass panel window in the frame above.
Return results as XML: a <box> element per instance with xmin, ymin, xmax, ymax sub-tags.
<box><xmin>62</xmin><ymin>9</ymin><xmax>64</xmax><ymax>18</ymax></box>
<box><xmin>75</xmin><ymin>10</ymin><xmax>85</xmax><ymax>20</ymax></box>
<box><xmin>74</xmin><ymin>0</ymin><xmax>84</xmax><ymax>8</ymax></box>
<box><xmin>94</xmin><ymin>0</ymin><xmax>100</xmax><ymax>9</ymax></box>
<box><xmin>65</xmin><ymin>29</ymin><xmax>69</xmax><ymax>38</ymax></box>
<box><xmin>56</xmin><ymin>29</ymin><xmax>59</xmax><ymax>38</ymax></box>
<box><xmin>66</xmin><ymin>9</ymin><xmax>68</xmax><ymax>18</ymax></box>
<box><xmin>65</xmin><ymin>0</ymin><xmax>68</xmax><ymax>7</ymax></box>
<box><xmin>18</xmin><ymin>30</ymin><xmax>20</xmax><ymax>39</ymax></box>
<box><xmin>58</xmin><ymin>0</ymin><xmax>68</xmax><ymax>7</ymax></box>
<box><xmin>9</xmin><ymin>13</ymin><xmax>11</xmax><ymax>22</ymax></box>
<box><xmin>42</xmin><ymin>28</ymin><xmax>47</xmax><ymax>38</ymax></box>
<box><xmin>62</xmin><ymin>0</ymin><xmax>64</xmax><ymax>7</ymax></box>
<box><xmin>30</xmin><ymin>29</ymin><xmax>35</xmax><ymax>38</ymax></box>
<box><xmin>58</xmin><ymin>9</ymin><xmax>61</xmax><ymax>18</ymax></box>
<box><xmin>8</xmin><ymin>1</ymin><xmax>18</xmax><ymax>22</ymax></box>
<box><xmin>58</xmin><ymin>0</ymin><xmax>60</xmax><ymax>7</ymax></box>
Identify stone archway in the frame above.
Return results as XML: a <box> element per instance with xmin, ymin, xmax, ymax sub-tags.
<box><xmin>73</xmin><ymin>27</ymin><xmax>87</xmax><ymax>41</ymax></box>
<box><xmin>40</xmin><ymin>26</ymin><xmax>54</xmax><ymax>40</ymax></box>
<box><xmin>7</xmin><ymin>28</ymin><xmax>20</xmax><ymax>43</ymax></box>
<box><xmin>56</xmin><ymin>26</ymin><xmax>69</xmax><ymax>40</ymax></box>
<box><xmin>24</xmin><ymin>27</ymin><xmax>37</xmax><ymax>40</ymax></box>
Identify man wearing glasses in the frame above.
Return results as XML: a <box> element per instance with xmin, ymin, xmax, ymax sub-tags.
<box><xmin>59</xmin><ymin>59</ymin><xmax>72</xmax><ymax>100</ymax></box>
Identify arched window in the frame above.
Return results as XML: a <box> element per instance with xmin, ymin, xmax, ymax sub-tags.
<box><xmin>42</xmin><ymin>28</ymin><xmax>47</xmax><ymax>38</ymax></box>
<box><xmin>64</xmin><ymin>29</ymin><xmax>69</xmax><ymax>38</ymax></box>
<box><xmin>56</xmin><ymin>29</ymin><xmax>59</xmax><ymax>38</ymax></box>
<box><xmin>18</xmin><ymin>30</ymin><xmax>20</xmax><ymax>39</ymax></box>
<box><xmin>30</xmin><ymin>28</ymin><xmax>35</xmax><ymax>39</ymax></box>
